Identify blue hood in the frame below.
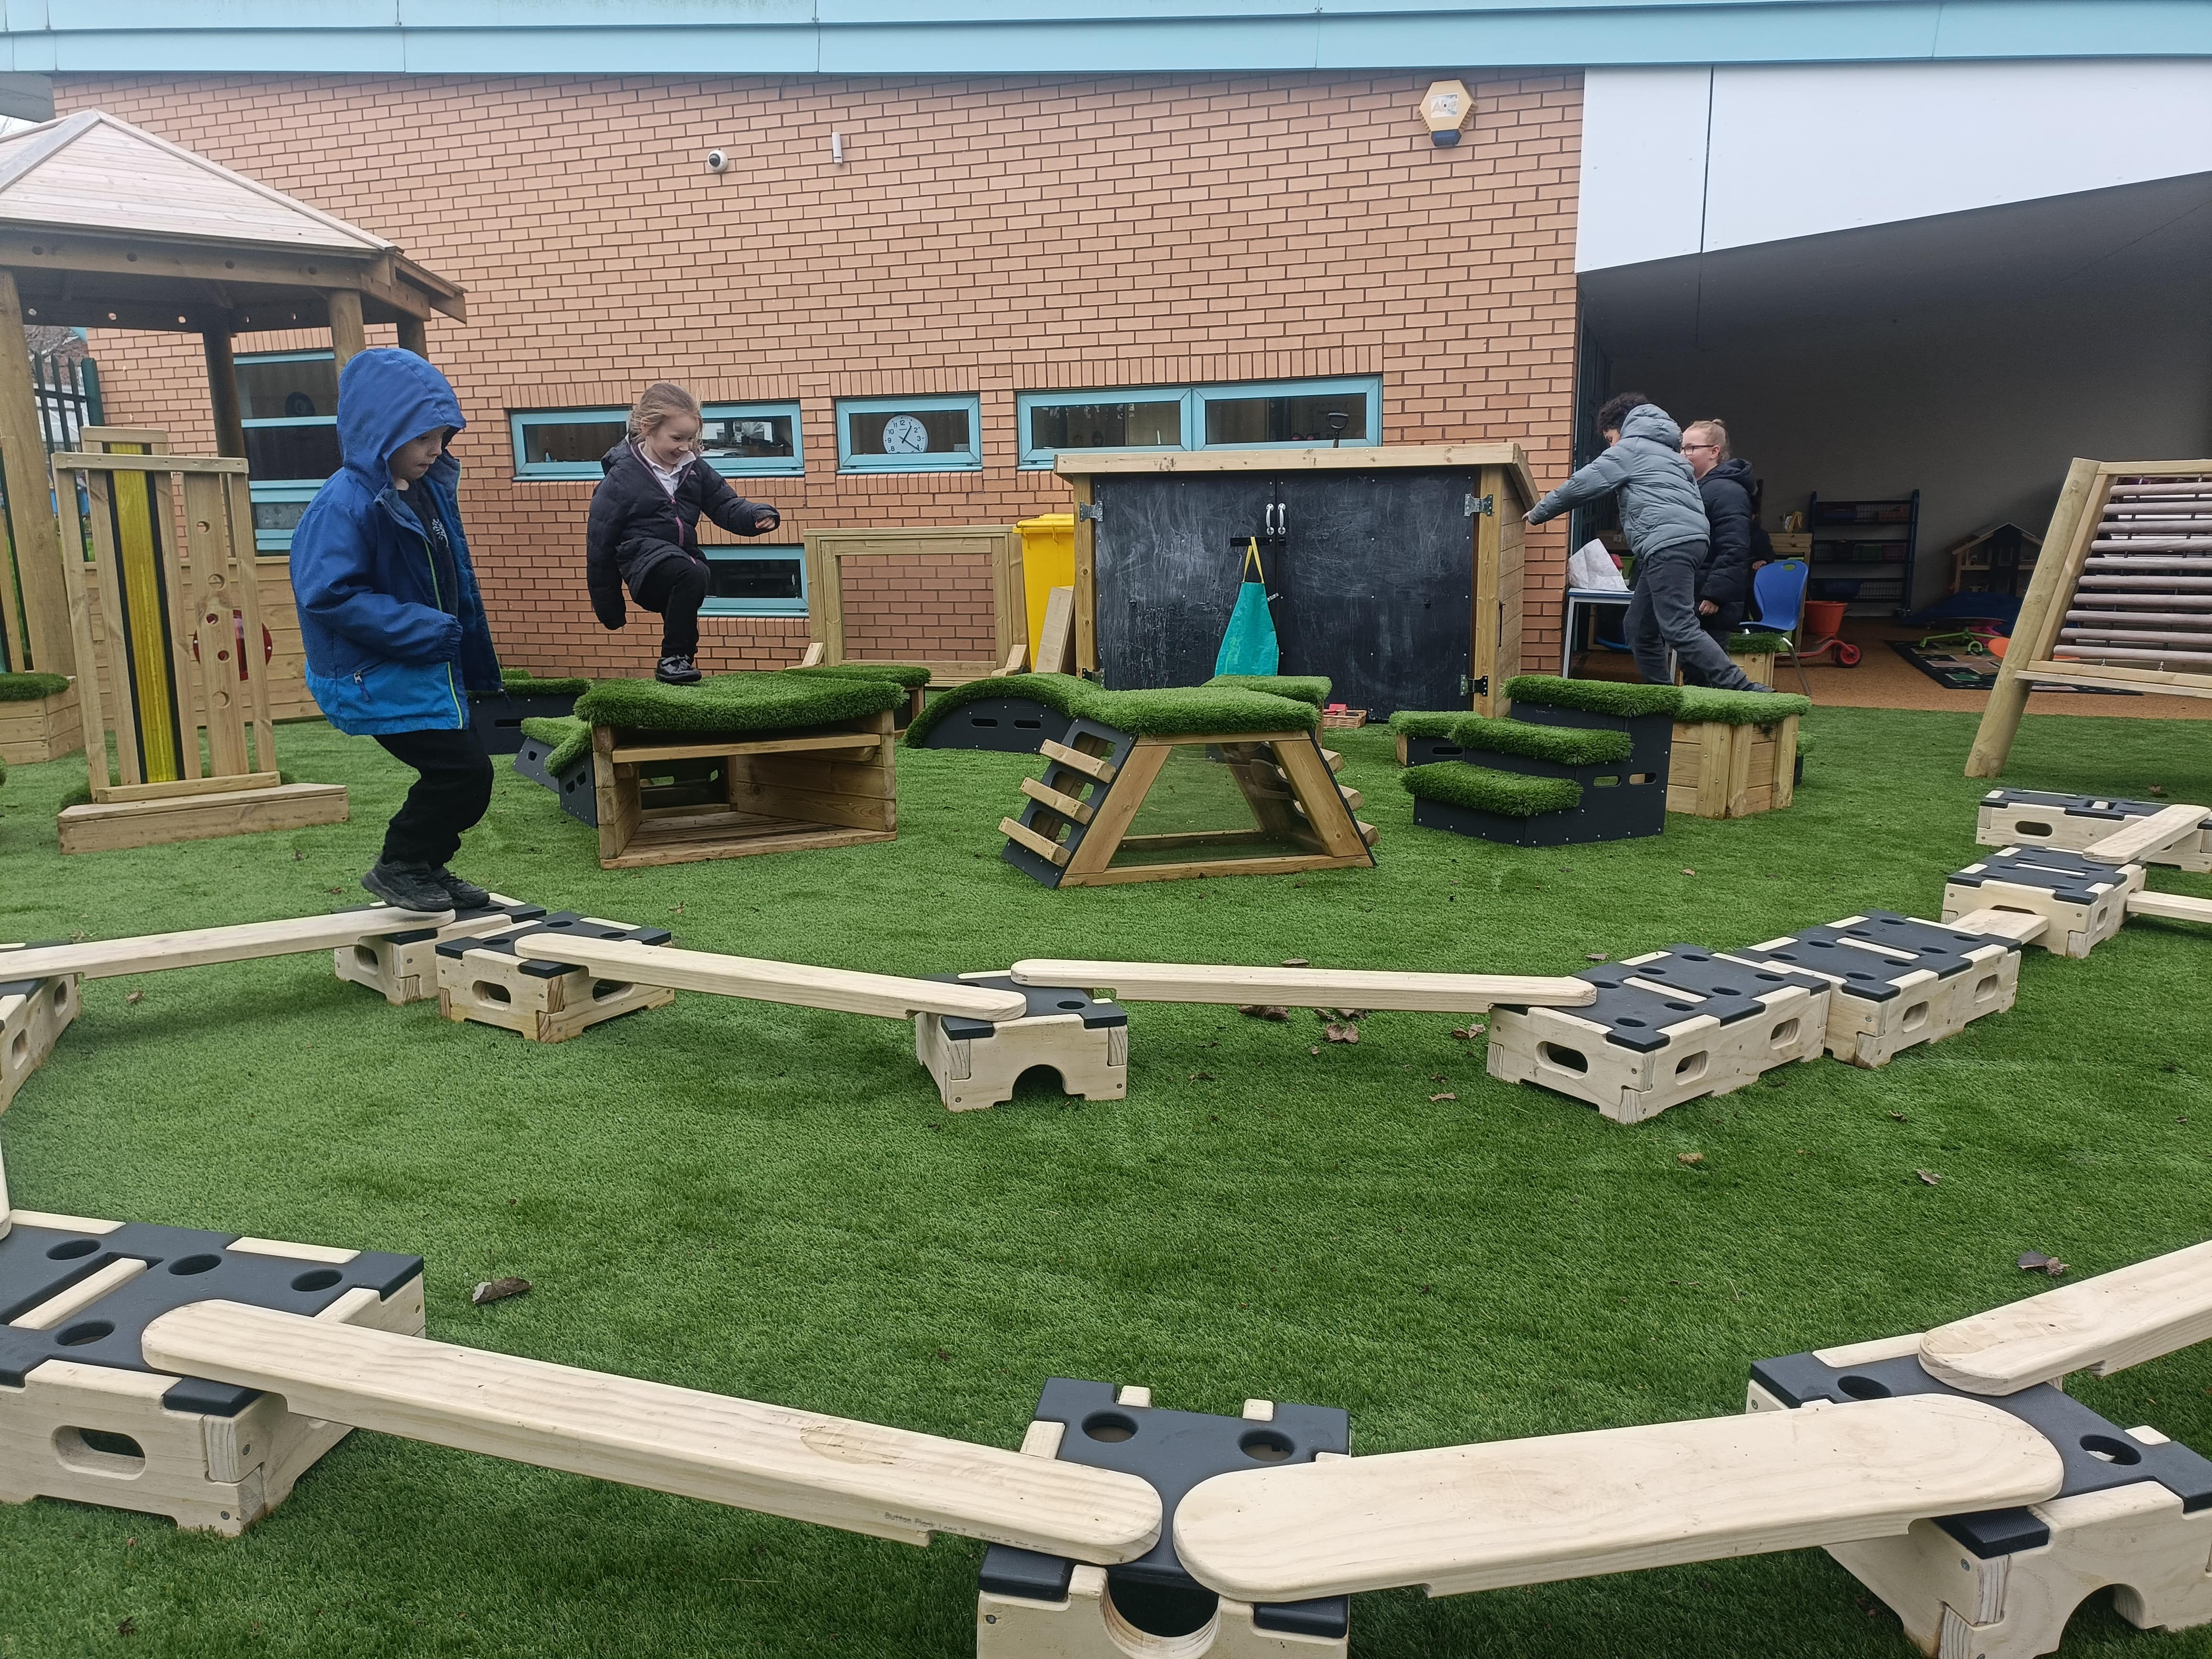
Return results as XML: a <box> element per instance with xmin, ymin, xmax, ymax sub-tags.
<box><xmin>338</xmin><ymin>348</ymin><xmax>466</xmax><ymax>490</ymax></box>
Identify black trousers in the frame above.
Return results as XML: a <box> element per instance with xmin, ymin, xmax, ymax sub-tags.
<box><xmin>374</xmin><ymin>726</ymin><xmax>494</xmax><ymax>868</ymax></box>
<box><xmin>631</xmin><ymin>557</ymin><xmax>709</xmax><ymax>660</ymax></box>
<box><xmin>1686</xmin><ymin>601</ymin><xmax>1745</xmax><ymax>686</ymax></box>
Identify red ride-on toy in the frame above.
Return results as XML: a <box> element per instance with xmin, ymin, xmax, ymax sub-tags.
<box><xmin>1796</xmin><ymin>598</ymin><xmax>1861</xmax><ymax>666</ymax></box>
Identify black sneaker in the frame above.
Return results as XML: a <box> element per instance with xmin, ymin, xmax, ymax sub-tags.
<box><xmin>656</xmin><ymin>655</ymin><xmax>702</xmax><ymax>685</ymax></box>
<box><xmin>430</xmin><ymin>867</ymin><xmax>492</xmax><ymax>910</ymax></box>
<box><xmin>361</xmin><ymin>860</ymin><xmax>457</xmax><ymax>915</ymax></box>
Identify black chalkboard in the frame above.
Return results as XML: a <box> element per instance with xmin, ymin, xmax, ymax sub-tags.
<box><xmin>1092</xmin><ymin>468</ymin><xmax>1475</xmax><ymax>717</ymax></box>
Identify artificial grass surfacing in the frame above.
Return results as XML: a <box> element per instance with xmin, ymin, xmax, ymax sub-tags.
<box><xmin>575</xmin><ymin>669</ymin><xmax>902</xmax><ymax>733</ymax></box>
<box><xmin>905</xmin><ymin>674</ymin><xmax>1318</xmax><ymax>746</ymax></box>
<box><xmin>789</xmin><ymin>662</ymin><xmax>933</xmax><ymax>690</ymax></box>
<box><xmin>1506</xmin><ymin>674</ymin><xmax>1684</xmax><ymax>719</ymax></box>
<box><xmin>1</xmin><ymin>705</ymin><xmax>2211</xmax><ymax>1658</ymax></box>
<box><xmin>520</xmin><ymin>715</ymin><xmax>591</xmax><ymax>774</ymax></box>
<box><xmin>0</xmin><ymin>670</ymin><xmax>70</xmax><ymax>701</ymax></box>
<box><xmin>1387</xmin><ymin>710</ymin><xmax>1463</xmax><ymax>740</ymax></box>
<box><xmin>1446</xmin><ymin>714</ymin><xmax>1632</xmax><ymax>767</ymax></box>
<box><xmin>1401</xmin><ymin>761</ymin><xmax>1582</xmax><ymax>816</ymax></box>
<box><xmin>1676</xmin><ymin>686</ymin><xmax>1814</xmax><ymax>726</ymax></box>
<box><xmin>1204</xmin><ymin>673</ymin><xmax>1332</xmax><ymax>707</ymax></box>
<box><xmin>493</xmin><ymin>669</ymin><xmax>591</xmax><ymax>697</ymax></box>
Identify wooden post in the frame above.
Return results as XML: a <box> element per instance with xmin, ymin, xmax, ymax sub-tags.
<box><xmin>326</xmin><ymin>288</ymin><xmax>367</xmax><ymax>369</ymax></box>
<box><xmin>201</xmin><ymin>331</ymin><xmax>246</xmax><ymax>459</ymax></box>
<box><xmin>0</xmin><ymin>267</ymin><xmax>72</xmax><ymax>676</ymax></box>
<box><xmin>1966</xmin><ymin>457</ymin><xmax>2101</xmax><ymax>779</ymax></box>
<box><xmin>395</xmin><ymin>315</ymin><xmax>429</xmax><ymax>359</ymax></box>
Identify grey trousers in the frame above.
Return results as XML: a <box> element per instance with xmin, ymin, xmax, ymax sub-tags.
<box><xmin>1627</xmin><ymin>542</ymin><xmax>1758</xmax><ymax>691</ymax></box>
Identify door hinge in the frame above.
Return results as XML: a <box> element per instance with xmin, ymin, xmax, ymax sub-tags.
<box><xmin>1462</xmin><ymin>675</ymin><xmax>1488</xmax><ymax>698</ymax></box>
<box><xmin>1076</xmin><ymin>502</ymin><xmax>1104</xmax><ymax>522</ymax></box>
<box><xmin>1464</xmin><ymin>493</ymin><xmax>1493</xmax><ymax>518</ymax></box>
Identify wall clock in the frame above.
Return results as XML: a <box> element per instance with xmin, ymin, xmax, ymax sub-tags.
<box><xmin>881</xmin><ymin>413</ymin><xmax>930</xmax><ymax>453</ymax></box>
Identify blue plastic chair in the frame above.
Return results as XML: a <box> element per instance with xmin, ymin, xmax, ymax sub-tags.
<box><xmin>1738</xmin><ymin>558</ymin><xmax>1811</xmax><ymax>693</ymax></box>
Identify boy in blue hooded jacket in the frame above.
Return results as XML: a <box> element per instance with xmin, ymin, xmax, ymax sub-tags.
<box><xmin>290</xmin><ymin>349</ymin><xmax>502</xmax><ymax>914</ymax></box>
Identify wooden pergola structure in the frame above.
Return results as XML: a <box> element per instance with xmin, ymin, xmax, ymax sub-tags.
<box><xmin>0</xmin><ymin>109</ymin><xmax>466</xmax><ymax>678</ymax></box>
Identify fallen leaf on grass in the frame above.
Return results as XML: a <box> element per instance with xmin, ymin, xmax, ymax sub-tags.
<box><xmin>1428</xmin><ymin>1092</ymin><xmax>1457</xmax><ymax>1102</ymax></box>
<box><xmin>1587</xmin><ymin>952</ymin><xmax>1609</xmax><ymax>962</ymax></box>
<box><xmin>1681</xmin><ymin>868</ymin><xmax>1697</xmax><ymax>876</ymax></box>
<box><xmin>471</xmin><ymin>1276</ymin><xmax>531</xmax><ymax>1306</ymax></box>
<box><xmin>117</xmin><ymin>1619</ymin><xmax>135</xmax><ymax>1637</ymax></box>
<box><xmin>2149</xmin><ymin>784</ymin><xmax>2168</xmax><ymax>796</ymax></box>
<box><xmin>1320</xmin><ymin>1007</ymin><xmax>1368</xmax><ymax>1021</ymax></box>
<box><xmin>1189</xmin><ymin>1072</ymin><xmax>1217</xmax><ymax>1081</ymax></box>
<box><xmin>125</xmin><ymin>990</ymin><xmax>144</xmax><ymax>1005</ymax></box>
<box><xmin>1323</xmin><ymin>1023</ymin><xmax>1360</xmax><ymax>1044</ymax></box>
<box><xmin>1281</xmin><ymin>957</ymin><xmax>1310</xmax><ymax>968</ymax></box>
<box><xmin>1309</xmin><ymin>1045</ymin><xmax>1322</xmax><ymax>1056</ymax></box>
<box><xmin>1915</xmin><ymin>1169</ymin><xmax>1942</xmax><ymax>1186</ymax></box>
<box><xmin>2017</xmin><ymin>1252</ymin><xmax>2069</xmax><ymax>1276</ymax></box>
<box><xmin>1677</xmin><ymin>1152</ymin><xmax>1704</xmax><ymax>1166</ymax></box>
<box><xmin>1450</xmin><ymin>1023</ymin><xmax>1485</xmax><ymax>1040</ymax></box>
<box><xmin>325</xmin><ymin>886</ymin><xmax>345</xmax><ymax>895</ymax></box>
<box><xmin>1888</xmin><ymin>1111</ymin><xmax>1908</xmax><ymax>1122</ymax></box>
<box><xmin>1238</xmin><ymin>1004</ymin><xmax>1290</xmax><ymax>1021</ymax></box>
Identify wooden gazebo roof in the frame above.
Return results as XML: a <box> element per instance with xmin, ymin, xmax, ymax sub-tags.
<box><xmin>0</xmin><ymin>110</ymin><xmax>465</xmax><ymax>333</ymax></box>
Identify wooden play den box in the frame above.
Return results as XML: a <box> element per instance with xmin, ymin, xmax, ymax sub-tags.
<box><xmin>1667</xmin><ymin>711</ymin><xmax>1801</xmax><ymax>819</ymax></box>
<box><xmin>0</xmin><ymin>677</ymin><xmax>79</xmax><ymax>765</ymax></box>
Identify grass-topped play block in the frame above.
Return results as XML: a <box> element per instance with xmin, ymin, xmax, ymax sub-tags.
<box><xmin>1398</xmin><ymin>696</ymin><xmax>1666</xmax><ymax>848</ymax></box>
<box><xmin>986</xmin><ymin>682</ymin><xmax>1375</xmax><ymax>887</ymax></box>
<box><xmin>467</xmin><ymin>668</ymin><xmax>590</xmax><ymax>756</ymax></box>
<box><xmin>569</xmin><ymin>671</ymin><xmax>909</xmax><ymax>868</ymax></box>
<box><xmin>0</xmin><ymin>672</ymin><xmax>79</xmax><ymax>766</ymax></box>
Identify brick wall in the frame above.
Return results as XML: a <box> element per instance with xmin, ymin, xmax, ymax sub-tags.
<box><xmin>55</xmin><ymin>69</ymin><xmax>1580</xmax><ymax>682</ymax></box>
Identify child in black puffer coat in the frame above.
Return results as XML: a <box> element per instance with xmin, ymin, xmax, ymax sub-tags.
<box><xmin>586</xmin><ymin>382</ymin><xmax>782</xmax><ymax>685</ymax></box>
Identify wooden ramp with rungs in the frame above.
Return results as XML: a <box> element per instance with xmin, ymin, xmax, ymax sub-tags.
<box><xmin>0</xmin><ymin>907</ymin><xmax>453</xmax><ymax>984</ymax></box>
<box><xmin>1969</xmin><ymin>459</ymin><xmax>2212</xmax><ymax>777</ymax></box>
<box><xmin>1721</xmin><ymin>911</ymin><xmax>2023</xmax><ymax>1070</ymax></box>
<box><xmin>1485</xmin><ymin>947</ymin><xmax>1830</xmax><ymax>1124</ymax></box>
<box><xmin>142</xmin><ymin>1302</ymin><xmax>1162</xmax><ymax>1560</ymax></box>
<box><xmin>1000</xmin><ymin>718</ymin><xmax>1375</xmax><ymax>888</ymax></box>
<box><xmin>1977</xmin><ymin>788</ymin><xmax>2212</xmax><ymax>874</ymax></box>
<box><xmin>1172</xmin><ymin>1395</ymin><xmax>2060</xmax><ymax>1604</ymax></box>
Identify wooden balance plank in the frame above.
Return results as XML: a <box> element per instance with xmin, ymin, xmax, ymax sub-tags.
<box><xmin>1943</xmin><ymin>907</ymin><xmax>2053</xmax><ymax>944</ymax></box>
<box><xmin>1171</xmin><ymin>1396</ymin><xmax>2062</xmax><ymax>1605</ymax></box>
<box><xmin>2081</xmin><ymin>804</ymin><xmax>2211</xmax><ymax>866</ymax></box>
<box><xmin>1008</xmin><ymin>960</ymin><xmax>1594</xmax><ymax>1012</ymax></box>
<box><xmin>141</xmin><ymin>1301</ymin><xmax>1163</xmax><ymax>1559</ymax></box>
<box><xmin>1919</xmin><ymin>1239</ymin><xmax>2212</xmax><ymax>1396</ymax></box>
<box><xmin>0</xmin><ymin>907</ymin><xmax>453</xmax><ymax>983</ymax></box>
<box><xmin>2128</xmin><ymin>890</ymin><xmax>2212</xmax><ymax>925</ymax></box>
<box><xmin>513</xmin><ymin>936</ymin><xmax>1031</xmax><ymax>1023</ymax></box>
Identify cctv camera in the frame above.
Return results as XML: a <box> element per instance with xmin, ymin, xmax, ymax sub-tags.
<box><xmin>706</xmin><ymin>149</ymin><xmax>730</xmax><ymax>173</ymax></box>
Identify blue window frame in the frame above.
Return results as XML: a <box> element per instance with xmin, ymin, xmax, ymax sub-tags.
<box><xmin>700</xmin><ymin>544</ymin><xmax>807</xmax><ymax>618</ymax></box>
<box><xmin>835</xmin><ymin>394</ymin><xmax>982</xmax><ymax>473</ymax></box>
<box><xmin>237</xmin><ymin>349</ymin><xmax>341</xmax><ymax>553</ymax></box>
<box><xmin>1017</xmin><ymin>376</ymin><xmax>1382</xmax><ymax>468</ymax></box>
<box><xmin>511</xmin><ymin>402</ymin><xmax>803</xmax><ymax>481</ymax></box>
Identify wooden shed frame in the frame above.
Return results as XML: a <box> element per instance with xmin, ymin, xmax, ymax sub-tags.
<box><xmin>0</xmin><ymin>110</ymin><xmax>465</xmax><ymax>682</ymax></box>
<box><xmin>1054</xmin><ymin>444</ymin><xmax>1535</xmax><ymax>718</ymax></box>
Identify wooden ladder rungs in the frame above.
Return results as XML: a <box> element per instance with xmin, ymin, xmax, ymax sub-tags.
<box><xmin>1001</xmin><ymin>817</ymin><xmax>1072</xmax><ymax>867</ymax></box>
<box><xmin>1040</xmin><ymin>739</ymin><xmax>1117</xmax><ymax>784</ymax></box>
<box><xmin>1020</xmin><ymin>776</ymin><xmax>1095</xmax><ymax>825</ymax></box>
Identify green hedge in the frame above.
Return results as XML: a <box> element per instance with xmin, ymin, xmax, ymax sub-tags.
<box><xmin>906</xmin><ymin>674</ymin><xmax>1318</xmax><ymax>746</ymax></box>
<box><xmin>1674</xmin><ymin>686</ymin><xmax>1814</xmax><ymax>726</ymax></box>
<box><xmin>575</xmin><ymin>671</ymin><xmax>903</xmax><ymax>733</ymax></box>
<box><xmin>1446</xmin><ymin>714</ymin><xmax>1631</xmax><ymax>767</ymax></box>
<box><xmin>1204</xmin><ymin>674</ymin><xmax>1332</xmax><ymax>708</ymax></box>
<box><xmin>1402</xmin><ymin>762</ymin><xmax>1582</xmax><ymax>818</ymax></box>
<box><xmin>520</xmin><ymin>715</ymin><xmax>591</xmax><ymax>775</ymax></box>
<box><xmin>789</xmin><ymin>663</ymin><xmax>933</xmax><ymax>690</ymax></box>
<box><xmin>0</xmin><ymin>672</ymin><xmax>71</xmax><ymax>703</ymax></box>
<box><xmin>1504</xmin><ymin>675</ymin><xmax>1683</xmax><ymax>719</ymax></box>
<box><xmin>1386</xmin><ymin>710</ymin><xmax>1465</xmax><ymax>740</ymax></box>
<box><xmin>495</xmin><ymin>669</ymin><xmax>591</xmax><ymax>697</ymax></box>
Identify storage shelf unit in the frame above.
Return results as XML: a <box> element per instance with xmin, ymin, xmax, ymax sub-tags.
<box><xmin>1806</xmin><ymin>490</ymin><xmax>1920</xmax><ymax>618</ymax></box>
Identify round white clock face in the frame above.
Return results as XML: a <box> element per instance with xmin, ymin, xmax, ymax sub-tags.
<box><xmin>881</xmin><ymin>414</ymin><xmax>930</xmax><ymax>453</ymax></box>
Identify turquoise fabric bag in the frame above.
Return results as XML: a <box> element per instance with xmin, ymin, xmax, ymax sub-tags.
<box><xmin>1212</xmin><ymin>541</ymin><xmax>1280</xmax><ymax>676</ymax></box>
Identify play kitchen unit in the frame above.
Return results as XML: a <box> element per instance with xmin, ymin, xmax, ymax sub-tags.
<box><xmin>1055</xmin><ymin>446</ymin><xmax>1534</xmax><ymax>718</ymax></box>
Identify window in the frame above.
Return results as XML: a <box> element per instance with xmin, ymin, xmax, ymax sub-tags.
<box><xmin>700</xmin><ymin>545</ymin><xmax>807</xmax><ymax>617</ymax></box>
<box><xmin>1018</xmin><ymin>377</ymin><xmax>1381</xmax><ymax>468</ymax></box>
<box><xmin>836</xmin><ymin>394</ymin><xmax>982</xmax><ymax>473</ymax></box>
<box><xmin>511</xmin><ymin>403</ymin><xmax>803</xmax><ymax>481</ymax></box>
<box><xmin>237</xmin><ymin>350</ymin><xmax>340</xmax><ymax>553</ymax></box>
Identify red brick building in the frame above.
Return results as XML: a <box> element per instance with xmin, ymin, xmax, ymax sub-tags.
<box><xmin>56</xmin><ymin>69</ymin><xmax>1579</xmax><ymax>681</ymax></box>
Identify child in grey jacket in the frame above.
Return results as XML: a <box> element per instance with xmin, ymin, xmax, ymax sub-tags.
<box><xmin>1525</xmin><ymin>393</ymin><xmax>1767</xmax><ymax>692</ymax></box>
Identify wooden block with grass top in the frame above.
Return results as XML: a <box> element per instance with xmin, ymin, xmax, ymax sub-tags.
<box><xmin>1720</xmin><ymin>911</ymin><xmax>2024</xmax><ymax>1069</ymax></box>
<box><xmin>47</xmin><ymin>438</ymin><xmax>349</xmax><ymax>853</ymax></box>
<box><xmin>332</xmin><ymin>896</ymin><xmax>549</xmax><ymax>1007</ymax></box>
<box><xmin>1748</xmin><ymin>1241</ymin><xmax>2212</xmax><ymax>1659</ymax></box>
<box><xmin>435</xmin><ymin>915</ymin><xmax>675</xmax><ymax>1043</ymax></box>
<box><xmin>142</xmin><ymin>1304</ymin><xmax>1162</xmax><ymax>1561</ymax></box>
<box><xmin>978</xmin><ymin>1378</ymin><xmax>1350</xmax><ymax>1656</ymax></box>
<box><xmin>1009</xmin><ymin>960</ymin><xmax>1593</xmax><ymax>1013</ymax></box>
<box><xmin>0</xmin><ymin>672</ymin><xmax>80</xmax><ymax>765</ymax></box>
<box><xmin>0</xmin><ymin>1159</ymin><xmax>428</xmax><ymax>1535</ymax></box>
<box><xmin>1976</xmin><ymin>788</ymin><xmax>2212</xmax><ymax>874</ymax></box>
<box><xmin>1402</xmin><ymin>702</ymin><xmax>1666</xmax><ymax>847</ymax></box>
<box><xmin>0</xmin><ymin>906</ymin><xmax>454</xmax><ymax>985</ymax></box>
<box><xmin>575</xmin><ymin>672</ymin><xmax>903</xmax><ymax>868</ymax></box>
<box><xmin>916</xmin><ymin>973</ymin><xmax>1128</xmax><ymax>1112</ymax></box>
<box><xmin>1484</xmin><ymin>948</ymin><xmax>1830</xmax><ymax>1124</ymax></box>
<box><xmin>0</xmin><ymin>950</ymin><xmax>79</xmax><ymax>1115</ymax></box>
<box><xmin>1664</xmin><ymin>686</ymin><xmax>1811</xmax><ymax>819</ymax></box>
<box><xmin>1172</xmin><ymin>1395</ymin><xmax>2057</xmax><ymax>1605</ymax></box>
<box><xmin>984</xmin><ymin>684</ymin><xmax>1373</xmax><ymax>888</ymax></box>
<box><xmin>1941</xmin><ymin>848</ymin><xmax>2145</xmax><ymax>959</ymax></box>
